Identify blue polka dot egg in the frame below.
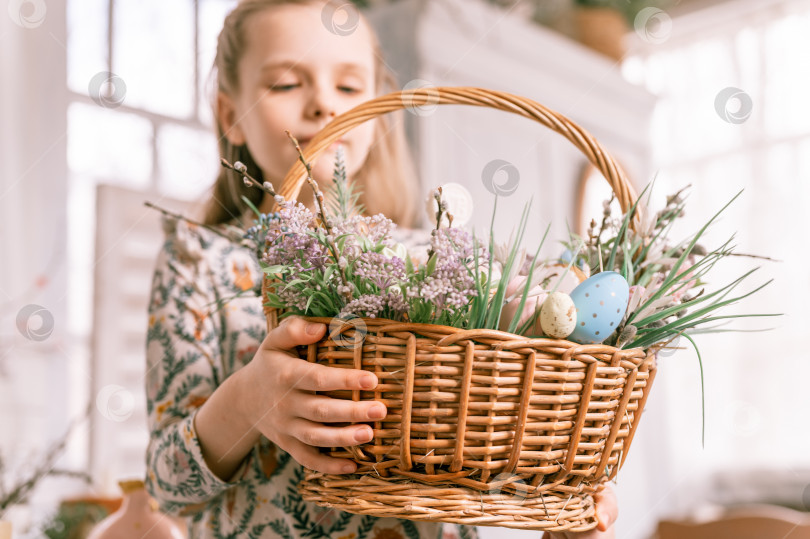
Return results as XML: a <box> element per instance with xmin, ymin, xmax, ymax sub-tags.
<box><xmin>568</xmin><ymin>271</ymin><xmax>629</xmax><ymax>344</ymax></box>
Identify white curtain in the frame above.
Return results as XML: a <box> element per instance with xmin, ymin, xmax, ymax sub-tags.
<box><xmin>621</xmin><ymin>0</ymin><xmax>810</xmax><ymax>518</ymax></box>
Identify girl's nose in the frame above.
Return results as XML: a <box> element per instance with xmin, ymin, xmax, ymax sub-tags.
<box><xmin>305</xmin><ymin>86</ymin><xmax>337</xmax><ymax>119</ymax></box>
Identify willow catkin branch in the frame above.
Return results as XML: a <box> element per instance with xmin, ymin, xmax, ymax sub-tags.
<box><xmin>284</xmin><ymin>130</ymin><xmax>351</xmax><ymax>298</ymax></box>
<box><xmin>143</xmin><ymin>201</ymin><xmax>237</xmax><ymax>241</ymax></box>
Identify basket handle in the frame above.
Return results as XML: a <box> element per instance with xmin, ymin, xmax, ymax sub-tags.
<box><xmin>276</xmin><ymin>86</ymin><xmax>640</xmax><ymax>218</ymax></box>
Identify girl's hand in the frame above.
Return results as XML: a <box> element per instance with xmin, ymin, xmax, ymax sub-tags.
<box><xmin>542</xmin><ymin>485</ymin><xmax>618</xmax><ymax>539</ymax></box>
<box><xmin>238</xmin><ymin>316</ymin><xmax>385</xmax><ymax>475</ymax></box>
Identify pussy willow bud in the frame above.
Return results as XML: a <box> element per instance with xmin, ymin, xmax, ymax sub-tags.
<box><xmin>616</xmin><ymin>325</ymin><xmax>637</xmax><ymax>349</ymax></box>
<box><xmin>691</xmin><ymin>244</ymin><xmax>707</xmax><ymax>256</ymax></box>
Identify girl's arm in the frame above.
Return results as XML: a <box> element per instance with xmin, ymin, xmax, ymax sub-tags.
<box><xmin>192</xmin><ymin>367</ymin><xmax>262</xmax><ymax>482</ymax></box>
<box><xmin>145</xmin><ymin>221</ymin><xmax>256</xmax><ymax>516</ymax></box>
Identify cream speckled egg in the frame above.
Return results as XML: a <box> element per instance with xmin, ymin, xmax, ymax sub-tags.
<box><xmin>539</xmin><ymin>292</ymin><xmax>577</xmax><ymax>339</ymax></box>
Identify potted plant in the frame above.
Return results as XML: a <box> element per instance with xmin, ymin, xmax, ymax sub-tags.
<box><xmin>573</xmin><ymin>0</ymin><xmax>673</xmax><ymax>60</ymax></box>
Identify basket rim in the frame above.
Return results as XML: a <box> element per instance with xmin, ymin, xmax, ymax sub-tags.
<box><xmin>301</xmin><ymin>314</ymin><xmax>650</xmax><ymax>364</ymax></box>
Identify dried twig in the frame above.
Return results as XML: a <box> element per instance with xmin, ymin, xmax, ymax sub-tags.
<box><xmin>0</xmin><ymin>406</ymin><xmax>91</xmax><ymax>517</ymax></box>
<box><xmin>143</xmin><ymin>201</ymin><xmax>239</xmax><ymax>242</ymax></box>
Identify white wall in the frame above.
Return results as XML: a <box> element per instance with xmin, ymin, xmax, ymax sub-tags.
<box><xmin>0</xmin><ymin>1</ymin><xmax>90</xmax><ymax>533</ymax></box>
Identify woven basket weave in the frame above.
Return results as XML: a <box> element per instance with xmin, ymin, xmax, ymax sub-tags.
<box><xmin>262</xmin><ymin>87</ymin><xmax>657</xmax><ymax>532</ymax></box>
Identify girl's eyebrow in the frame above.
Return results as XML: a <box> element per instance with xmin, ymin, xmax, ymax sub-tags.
<box><xmin>259</xmin><ymin>60</ymin><xmax>370</xmax><ymax>76</ymax></box>
<box><xmin>259</xmin><ymin>60</ymin><xmax>299</xmax><ymax>74</ymax></box>
<box><xmin>333</xmin><ymin>62</ymin><xmax>370</xmax><ymax>75</ymax></box>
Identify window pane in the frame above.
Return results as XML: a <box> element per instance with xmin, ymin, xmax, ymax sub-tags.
<box><xmin>67</xmin><ymin>102</ymin><xmax>154</xmax><ymax>187</ymax></box>
<box><xmin>157</xmin><ymin>123</ymin><xmax>218</xmax><ymax>200</ymax></box>
<box><xmin>67</xmin><ymin>0</ymin><xmax>109</xmax><ymax>94</ymax></box>
<box><xmin>763</xmin><ymin>13</ymin><xmax>810</xmax><ymax>138</ymax></box>
<box><xmin>113</xmin><ymin>0</ymin><xmax>195</xmax><ymax>118</ymax></box>
<box><xmin>66</xmin><ymin>175</ymin><xmax>97</xmax><ymax>338</ymax></box>
<box><xmin>198</xmin><ymin>0</ymin><xmax>238</xmax><ymax>125</ymax></box>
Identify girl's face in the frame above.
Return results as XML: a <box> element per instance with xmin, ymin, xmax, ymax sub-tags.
<box><xmin>218</xmin><ymin>2</ymin><xmax>377</xmax><ymax>202</ymax></box>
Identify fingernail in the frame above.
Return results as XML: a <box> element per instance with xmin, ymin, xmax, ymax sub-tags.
<box><xmin>306</xmin><ymin>322</ymin><xmax>322</xmax><ymax>335</ymax></box>
<box><xmin>354</xmin><ymin>426</ymin><xmax>372</xmax><ymax>442</ymax></box>
<box><xmin>342</xmin><ymin>463</ymin><xmax>356</xmax><ymax>473</ymax></box>
<box><xmin>360</xmin><ymin>374</ymin><xmax>377</xmax><ymax>389</ymax></box>
<box><xmin>368</xmin><ymin>404</ymin><xmax>386</xmax><ymax>420</ymax></box>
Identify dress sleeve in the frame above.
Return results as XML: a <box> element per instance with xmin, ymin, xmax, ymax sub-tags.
<box><xmin>144</xmin><ymin>218</ymin><xmax>253</xmax><ymax>516</ymax></box>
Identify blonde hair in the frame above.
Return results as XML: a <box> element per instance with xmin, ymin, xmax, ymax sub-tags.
<box><xmin>203</xmin><ymin>0</ymin><xmax>419</xmax><ymax>227</ymax></box>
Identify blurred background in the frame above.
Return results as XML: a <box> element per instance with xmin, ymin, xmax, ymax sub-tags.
<box><xmin>1</xmin><ymin>0</ymin><xmax>809</xmax><ymax>537</ymax></box>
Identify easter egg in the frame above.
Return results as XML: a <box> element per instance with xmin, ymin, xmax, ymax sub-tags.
<box><xmin>539</xmin><ymin>292</ymin><xmax>577</xmax><ymax>339</ymax></box>
<box><xmin>568</xmin><ymin>271</ymin><xmax>630</xmax><ymax>344</ymax></box>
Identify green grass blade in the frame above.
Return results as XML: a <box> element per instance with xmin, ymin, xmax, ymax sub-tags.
<box><xmin>683</xmin><ymin>333</ymin><xmax>706</xmax><ymax>448</ymax></box>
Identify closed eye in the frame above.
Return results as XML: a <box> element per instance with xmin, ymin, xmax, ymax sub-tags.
<box><xmin>270</xmin><ymin>84</ymin><xmax>299</xmax><ymax>92</ymax></box>
<box><xmin>338</xmin><ymin>86</ymin><xmax>361</xmax><ymax>94</ymax></box>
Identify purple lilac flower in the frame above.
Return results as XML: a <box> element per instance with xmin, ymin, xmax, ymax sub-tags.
<box><xmin>407</xmin><ymin>227</ymin><xmax>479</xmax><ymax>314</ymax></box>
<box><xmin>340</xmin><ymin>291</ymin><xmax>408</xmax><ymax>319</ymax></box>
<box><xmin>262</xmin><ymin>200</ymin><xmax>329</xmax><ymax>272</ymax></box>
<box><xmin>339</xmin><ymin>294</ymin><xmax>385</xmax><ymax>318</ymax></box>
<box><xmin>277</xmin><ymin>283</ymin><xmax>308</xmax><ymax>311</ymax></box>
<box><xmin>276</xmin><ymin>199</ymin><xmax>315</xmax><ymax>233</ymax></box>
<box><xmin>385</xmin><ymin>290</ymin><xmax>408</xmax><ymax>314</ymax></box>
<box><xmin>353</xmin><ymin>252</ymin><xmax>406</xmax><ymax>291</ymax></box>
<box><xmin>332</xmin><ymin>214</ymin><xmax>395</xmax><ymax>260</ymax></box>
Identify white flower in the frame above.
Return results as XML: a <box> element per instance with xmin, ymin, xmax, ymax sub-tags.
<box><xmin>381</xmin><ymin>242</ymin><xmax>409</xmax><ymax>261</ymax></box>
<box><xmin>423</xmin><ymin>183</ymin><xmax>474</xmax><ymax>227</ymax></box>
<box><xmin>492</xmin><ymin>238</ymin><xmax>526</xmax><ymax>287</ymax></box>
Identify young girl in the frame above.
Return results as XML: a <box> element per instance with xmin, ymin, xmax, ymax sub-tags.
<box><xmin>144</xmin><ymin>1</ymin><xmax>617</xmax><ymax>537</ymax></box>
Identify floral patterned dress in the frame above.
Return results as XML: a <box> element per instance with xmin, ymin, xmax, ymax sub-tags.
<box><xmin>144</xmin><ymin>214</ymin><xmax>479</xmax><ymax>539</ymax></box>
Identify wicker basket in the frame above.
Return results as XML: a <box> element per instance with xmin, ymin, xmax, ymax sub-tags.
<box><xmin>263</xmin><ymin>87</ymin><xmax>657</xmax><ymax>532</ymax></box>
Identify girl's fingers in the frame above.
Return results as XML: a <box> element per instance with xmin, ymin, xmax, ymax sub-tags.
<box><xmin>279</xmin><ymin>435</ymin><xmax>358</xmax><ymax>475</ymax></box>
<box><xmin>594</xmin><ymin>485</ymin><xmax>619</xmax><ymax>532</ymax></box>
<box><xmin>262</xmin><ymin>316</ymin><xmax>326</xmax><ymax>352</ymax></box>
<box><xmin>542</xmin><ymin>484</ymin><xmax>618</xmax><ymax>538</ymax></box>
<box><xmin>288</xmin><ymin>417</ymin><xmax>374</xmax><ymax>448</ymax></box>
<box><xmin>299</xmin><ymin>394</ymin><xmax>387</xmax><ymax>424</ymax></box>
<box><xmin>284</xmin><ymin>360</ymin><xmax>378</xmax><ymax>393</ymax></box>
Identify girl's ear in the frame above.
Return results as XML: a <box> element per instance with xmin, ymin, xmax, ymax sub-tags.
<box><xmin>217</xmin><ymin>91</ymin><xmax>246</xmax><ymax>145</ymax></box>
